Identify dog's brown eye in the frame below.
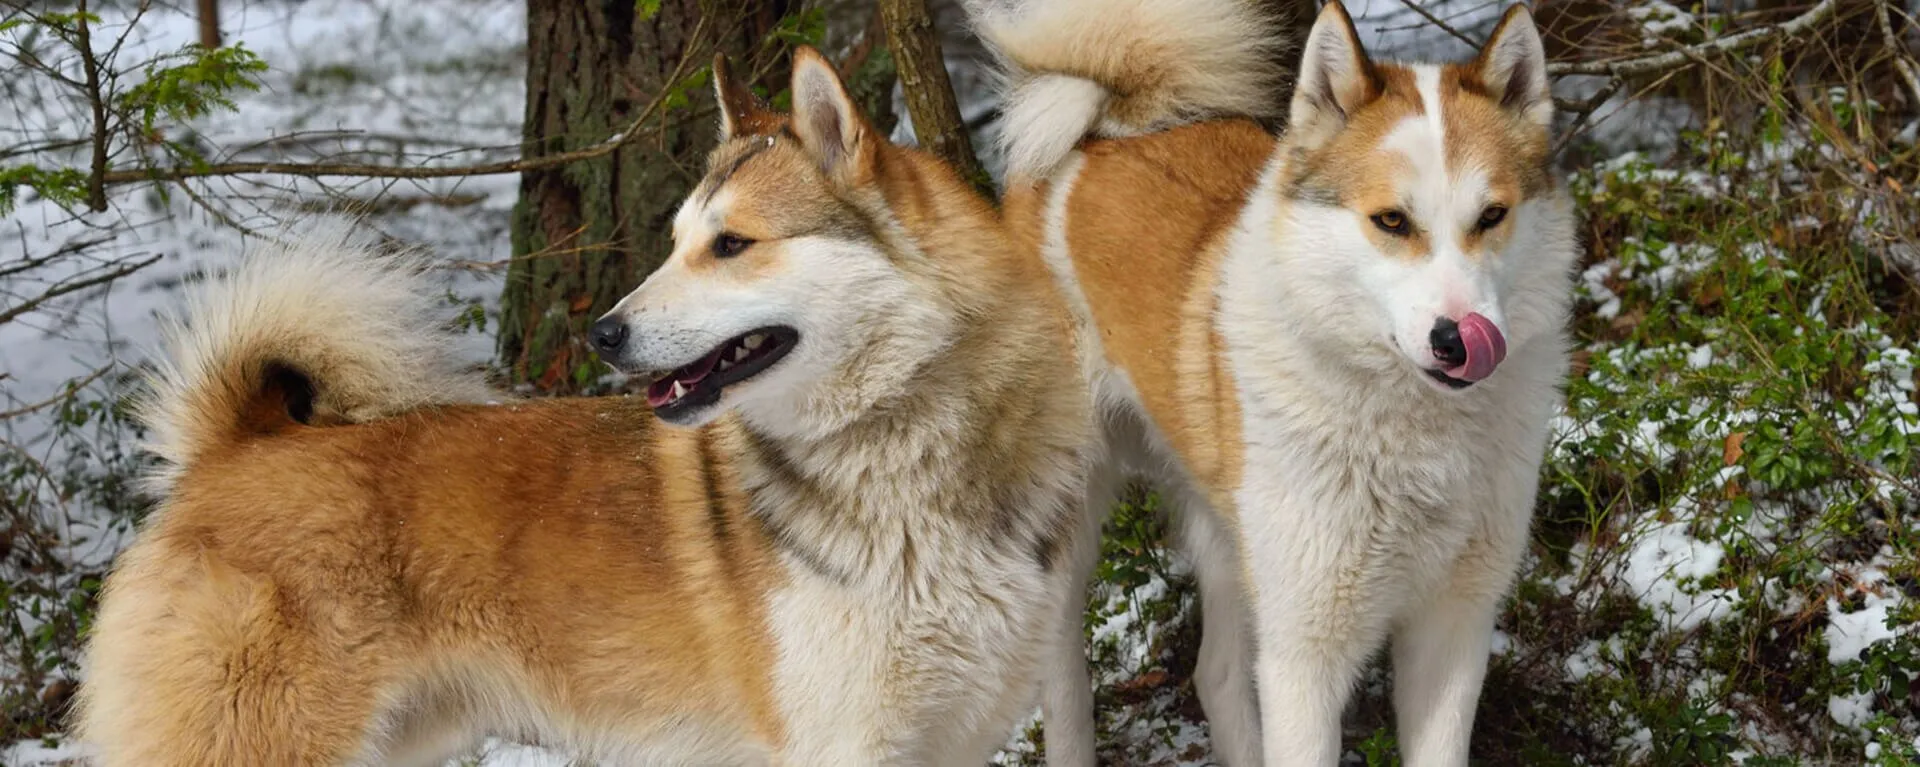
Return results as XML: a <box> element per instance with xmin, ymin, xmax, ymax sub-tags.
<box><xmin>1370</xmin><ymin>210</ymin><xmax>1409</xmax><ymax>236</ymax></box>
<box><xmin>712</xmin><ymin>233</ymin><xmax>753</xmax><ymax>258</ymax></box>
<box><xmin>1477</xmin><ymin>205</ymin><xmax>1508</xmax><ymax>231</ymax></box>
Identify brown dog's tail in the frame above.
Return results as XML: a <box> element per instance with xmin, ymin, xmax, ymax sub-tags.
<box><xmin>136</xmin><ymin>219</ymin><xmax>494</xmax><ymax>492</ymax></box>
<box><xmin>963</xmin><ymin>0</ymin><xmax>1290</xmax><ymax>183</ymax></box>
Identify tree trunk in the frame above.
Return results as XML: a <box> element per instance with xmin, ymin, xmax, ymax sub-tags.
<box><xmin>196</xmin><ymin>0</ymin><xmax>220</xmax><ymax>48</ymax></box>
<box><xmin>879</xmin><ymin>0</ymin><xmax>989</xmax><ymax>195</ymax></box>
<box><xmin>502</xmin><ymin>0</ymin><xmax>791</xmax><ymax>393</ymax></box>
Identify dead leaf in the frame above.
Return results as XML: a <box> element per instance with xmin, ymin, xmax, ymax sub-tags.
<box><xmin>1723</xmin><ymin>432</ymin><xmax>1747</xmax><ymax>466</ymax></box>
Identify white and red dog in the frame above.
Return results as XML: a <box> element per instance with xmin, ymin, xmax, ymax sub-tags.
<box><xmin>969</xmin><ymin>0</ymin><xmax>1579</xmax><ymax>763</ymax></box>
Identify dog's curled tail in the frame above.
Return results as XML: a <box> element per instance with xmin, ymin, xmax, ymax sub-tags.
<box><xmin>138</xmin><ymin>221</ymin><xmax>493</xmax><ymax>492</ymax></box>
<box><xmin>966</xmin><ymin>0</ymin><xmax>1287</xmax><ymax>182</ymax></box>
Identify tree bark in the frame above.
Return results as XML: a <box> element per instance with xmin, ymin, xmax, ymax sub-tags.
<box><xmin>197</xmin><ymin>0</ymin><xmax>221</xmax><ymax>48</ymax></box>
<box><xmin>502</xmin><ymin>1</ymin><xmax>790</xmax><ymax>393</ymax></box>
<box><xmin>879</xmin><ymin>0</ymin><xmax>989</xmax><ymax>196</ymax></box>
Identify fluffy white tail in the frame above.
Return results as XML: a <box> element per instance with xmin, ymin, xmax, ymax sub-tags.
<box><xmin>966</xmin><ymin>0</ymin><xmax>1287</xmax><ymax>181</ymax></box>
<box><xmin>138</xmin><ymin>220</ymin><xmax>493</xmax><ymax>491</ymax></box>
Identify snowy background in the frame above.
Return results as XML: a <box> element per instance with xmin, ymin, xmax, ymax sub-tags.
<box><xmin>4</xmin><ymin>0</ymin><xmax>1918</xmax><ymax>765</ymax></box>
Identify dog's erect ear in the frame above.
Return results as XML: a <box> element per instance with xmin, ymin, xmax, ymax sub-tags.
<box><xmin>714</xmin><ymin>54</ymin><xmax>779</xmax><ymax>140</ymax></box>
<box><xmin>789</xmin><ymin>46</ymin><xmax>876</xmax><ymax>182</ymax></box>
<box><xmin>1288</xmin><ymin>1</ymin><xmax>1380</xmax><ymax>148</ymax></box>
<box><xmin>1474</xmin><ymin>5</ymin><xmax>1553</xmax><ymax>129</ymax></box>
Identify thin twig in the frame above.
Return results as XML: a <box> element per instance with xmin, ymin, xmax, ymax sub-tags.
<box><xmin>1552</xmin><ymin>79</ymin><xmax>1624</xmax><ymax>156</ymax></box>
<box><xmin>0</xmin><ymin>235</ymin><xmax>116</xmax><ymax>281</ymax></box>
<box><xmin>0</xmin><ymin>254</ymin><xmax>162</xmax><ymax>326</ymax></box>
<box><xmin>1393</xmin><ymin>0</ymin><xmax>1481</xmax><ymax>49</ymax></box>
<box><xmin>0</xmin><ymin>367</ymin><xmax>112</xmax><ymax>421</ymax></box>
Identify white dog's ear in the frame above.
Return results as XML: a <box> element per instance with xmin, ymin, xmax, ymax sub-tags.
<box><xmin>1288</xmin><ymin>1</ymin><xmax>1379</xmax><ymax>148</ymax></box>
<box><xmin>789</xmin><ymin>46</ymin><xmax>877</xmax><ymax>183</ymax></box>
<box><xmin>713</xmin><ymin>54</ymin><xmax>780</xmax><ymax>141</ymax></box>
<box><xmin>1474</xmin><ymin>4</ymin><xmax>1553</xmax><ymax>129</ymax></box>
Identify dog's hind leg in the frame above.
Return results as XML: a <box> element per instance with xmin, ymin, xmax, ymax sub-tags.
<box><xmin>1176</xmin><ymin>501</ymin><xmax>1261</xmax><ymax>766</ymax></box>
<box><xmin>76</xmin><ymin>543</ymin><xmax>393</xmax><ymax>766</ymax></box>
<box><xmin>1039</xmin><ymin>462</ymin><xmax>1119</xmax><ymax>767</ymax></box>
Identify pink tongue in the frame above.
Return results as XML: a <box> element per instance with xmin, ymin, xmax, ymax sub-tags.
<box><xmin>643</xmin><ymin>346</ymin><xmax>729</xmax><ymax>407</ymax></box>
<box><xmin>1446</xmin><ymin>313</ymin><xmax>1507</xmax><ymax>382</ymax></box>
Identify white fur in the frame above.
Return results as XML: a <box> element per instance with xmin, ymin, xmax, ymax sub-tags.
<box><xmin>1214</xmin><ymin>96</ymin><xmax>1577</xmax><ymax>765</ymax></box>
<box><xmin>965</xmin><ymin>0</ymin><xmax>1287</xmax><ymax>180</ymax></box>
<box><xmin>137</xmin><ymin>218</ymin><xmax>492</xmax><ymax>493</ymax></box>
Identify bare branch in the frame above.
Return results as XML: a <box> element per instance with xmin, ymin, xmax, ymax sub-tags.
<box><xmin>1547</xmin><ymin>0</ymin><xmax>1841</xmax><ymax>78</ymax></box>
<box><xmin>0</xmin><ymin>253</ymin><xmax>163</xmax><ymax>326</ymax></box>
<box><xmin>0</xmin><ymin>235</ymin><xmax>116</xmax><ymax>281</ymax></box>
<box><xmin>197</xmin><ymin>0</ymin><xmax>221</xmax><ymax>49</ymax></box>
<box><xmin>74</xmin><ymin>0</ymin><xmax>110</xmax><ymax>211</ymax></box>
<box><xmin>0</xmin><ymin>367</ymin><xmax>112</xmax><ymax>421</ymax></box>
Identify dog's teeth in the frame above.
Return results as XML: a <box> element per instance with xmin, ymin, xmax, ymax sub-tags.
<box><xmin>671</xmin><ymin>380</ymin><xmax>688</xmax><ymax>400</ymax></box>
<box><xmin>718</xmin><ymin>358</ymin><xmax>733</xmax><ymax>371</ymax></box>
<box><xmin>745</xmin><ymin>334</ymin><xmax>764</xmax><ymax>351</ymax></box>
<box><xmin>733</xmin><ymin>346</ymin><xmax>751</xmax><ymax>362</ymax></box>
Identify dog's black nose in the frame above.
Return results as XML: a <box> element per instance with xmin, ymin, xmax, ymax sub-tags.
<box><xmin>1429</xmin><ymin>317</ymin><xmax>1467</xmax><ymax>368</ymax></box>
<box><xmin>589</xmin><ymin>317</ymin><xmax>629</xmax><ymax>356</ymax></box>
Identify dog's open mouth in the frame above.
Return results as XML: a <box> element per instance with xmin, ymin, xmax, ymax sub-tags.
<box><xmin>644</xmin><ymin>327</ymin><xmax>798</xmax><ymax>415</ymax></box>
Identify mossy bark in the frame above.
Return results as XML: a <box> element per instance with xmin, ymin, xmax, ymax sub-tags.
<box><xmin>502</xmin><ymin>0</ymin><xmax>791</xmax><ymax>393</ymax></box>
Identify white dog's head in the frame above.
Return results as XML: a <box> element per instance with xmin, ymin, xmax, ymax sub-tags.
<box><xmin>1270</xmin><ymin>3</ymin><xmax>1576</xmax><ymax>393</ymax></box>
<box><xmin>591</xmin><ymin>48</ymin><xmax>956</xmax><ymax>432</ymax></box>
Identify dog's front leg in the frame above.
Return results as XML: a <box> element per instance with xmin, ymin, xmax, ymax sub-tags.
<box><xmin>1237</xmin><ymin>493</ymin><xmax>1397</xmax><ymax>767</ymax></box>
<box><xmin>1390</xmin><ymin>472</ymin><xmax>1535</xmax><ymax>767</ymax></box>
<box><xmin>1388</xmin><ymin>582</ymin><xmax>1499</xmax><ymax>767</ymax></box>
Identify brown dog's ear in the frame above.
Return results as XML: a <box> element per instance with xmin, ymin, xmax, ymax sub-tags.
<box><xmin>713</xmin><ymin>54</ymin><xmax>780</xmax><ymax>140</ymax></box>
<box><xmin>1472</xmin><ymin>5</ymin><xmax>1553</xmax><ymax>129</ymax></box>
<box><xmin>787</xmin><ymin>46</ymin><xmax>877</xmax><ymax>184</ymax></box>
<box><xmin>1287</xmin><ymin>1</ymin><xmax>1381</xmax><ymax>149</ymax></box>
